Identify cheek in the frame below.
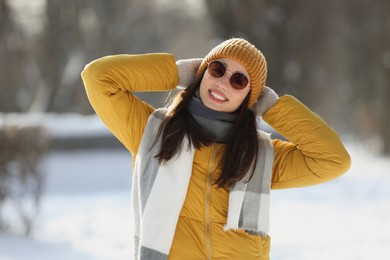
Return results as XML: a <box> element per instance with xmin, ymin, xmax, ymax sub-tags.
<box><xmin>199</xmin><ymin>78</ymin><xmax>209</xmax><ymax>101</ymax></box>
<box><xmin>234</xmin><ymin>89</ymin><xmax>250</xmax><ymax>104</ymax></box>
<box><xmin>199</xmin><ymin>81</ymin><xmax>205</xmax><ymax>98</ymax></box>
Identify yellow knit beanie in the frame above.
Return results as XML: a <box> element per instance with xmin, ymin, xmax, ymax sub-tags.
<box><xmin>196</xmin><ymin>38</ymin><xmax>267</xmax><ymax>108</ymax></box>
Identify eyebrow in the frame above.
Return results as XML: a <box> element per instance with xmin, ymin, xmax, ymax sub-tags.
<box><xmin>218</xmin><ymin>59</ymin><xmax>249</xmax><ymax>77</ymax></box>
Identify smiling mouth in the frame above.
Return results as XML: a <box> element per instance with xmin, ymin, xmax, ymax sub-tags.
<box><xmin>209</xmin><ymin>90</ymin><xmax>227</xmax><ymax>102</ymax></box>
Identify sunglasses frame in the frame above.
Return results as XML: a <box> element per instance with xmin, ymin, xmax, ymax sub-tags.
<box><xmin>206</xmin><ymin>60</ymin><xmax>250</xmax><ymax>90</ymax></box>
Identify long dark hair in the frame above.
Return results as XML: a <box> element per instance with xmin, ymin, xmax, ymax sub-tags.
<box><xmin>154</xmin><ymin>73</ymin><xmax>259</xmax><ymax>188</ymax></box>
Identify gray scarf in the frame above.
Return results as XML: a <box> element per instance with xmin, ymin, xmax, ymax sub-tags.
<box><xmin>186</xmin><ymin>92</ymin><xmax>237</xmax><ymax>143</ymax></box>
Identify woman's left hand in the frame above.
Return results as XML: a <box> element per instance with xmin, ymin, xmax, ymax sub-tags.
<box><xmin>252</xmin><ymin>86</ymin><xmax>279</xmax><ymax>116</ymax></box>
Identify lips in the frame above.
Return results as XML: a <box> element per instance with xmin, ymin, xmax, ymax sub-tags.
<box><xmin>208</xmin><ymin>89</ymin><xmax>228</xmax><ymax>103</ymax></box>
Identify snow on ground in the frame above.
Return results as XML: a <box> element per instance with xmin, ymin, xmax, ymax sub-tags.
<box><xmin>1</xmin><ymin>138</ymin><xmax>390</xmax><ymax>259</ymax></box>
<box><xmin>0</xmin><ymin>149</ymin><xmax>133</xmax><ymax>260</ymax></box>
<box><xmin>270</xmin><ymin>143</ymin><xmax>390</xmax><ymax>260</ymax></box>
<box><xmin>0</xmin><ymin>113</ymin><xmax>109</xmax><ymax>138</ymax></box>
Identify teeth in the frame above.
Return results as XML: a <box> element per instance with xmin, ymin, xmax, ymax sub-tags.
<box><xmin>210</xmin><ymin>91</ymin><xmax>226</xmax><ymax>101</ymax></box>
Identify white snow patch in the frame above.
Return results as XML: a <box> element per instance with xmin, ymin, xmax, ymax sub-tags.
<box><xmin>0</xmin><ymin>130</ymin><xmax>389</xmax><ymax>259</ymax></box>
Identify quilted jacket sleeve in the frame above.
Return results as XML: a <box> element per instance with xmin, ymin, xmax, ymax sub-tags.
<box><xmin>262</xmin><ymin>95</ymin><xmax>351</xmax><ymax>189</ymax></box>
<box><xmin>81</xmin><ymin>53</ymin><xmax>178</xmax><ymax>156</ymax></box>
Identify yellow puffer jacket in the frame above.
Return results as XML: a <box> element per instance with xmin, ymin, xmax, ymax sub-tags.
<box><xmin>81</xmin><ymin>53</ymin><xmax>351</xmax><ymax>260</ymax></box>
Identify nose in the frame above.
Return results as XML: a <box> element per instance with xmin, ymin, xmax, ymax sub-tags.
<box><xmin>216</xmin><ymin>71</ymin><xmax>232</xmax><ymax>90</ymax></box>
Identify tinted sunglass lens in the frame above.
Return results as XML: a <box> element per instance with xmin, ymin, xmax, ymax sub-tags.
<box><xmin>208</xmin><ymin>61</ymin><xmax>226</xmax><ymax>78</ymax></box>
<box><xmin>231</xmin><ymin>73</ymin><xmax>249</xmax><ymax>90</ymax></box>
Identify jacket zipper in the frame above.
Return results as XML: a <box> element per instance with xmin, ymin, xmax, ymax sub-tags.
<box><xmin>205</xmin><ymin>143</ymin><xmax>217</xmax><ymax>260</ymax></box>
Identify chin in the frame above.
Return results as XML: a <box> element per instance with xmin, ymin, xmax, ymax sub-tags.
<box><xmin>210</xmin><ymin>104</ymin><xmax>234</xmax><ymax>113</ymax></box>
<box><xmin>203</xmin><ymin>102</ymin><xmax>221</xmax><ymax>111</ymax></box>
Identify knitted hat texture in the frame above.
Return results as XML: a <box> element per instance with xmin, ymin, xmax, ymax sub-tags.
<box><xmin>197</xmin><ymin>38</ymin><xmax>267</xmax><ymax>108</ymax></box>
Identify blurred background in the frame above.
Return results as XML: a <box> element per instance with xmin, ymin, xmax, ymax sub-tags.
<box><xmin>0</xmin><ymin>0</ymin><xmax>389</xmax><ymax>259</ymax></box>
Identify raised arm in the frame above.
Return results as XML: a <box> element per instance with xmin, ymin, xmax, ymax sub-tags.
<box><xmin>81</xmin><ymin>53</ymin><xmax>178</xmax><ymax>156</ymax></box>
<box><xmin>262</xmin><ymin>95</ymin><xmax>351</xmax><ymax>189</ymax></box>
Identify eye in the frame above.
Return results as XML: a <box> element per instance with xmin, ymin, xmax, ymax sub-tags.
<box><xmin>230</xmin><ymin>73</ymin><xmax>249</xmax><ymax>90</ymax></box>
<box><xmin>208</xmin><ymin>61</ymin><xmax>226</xmax><ymax>78</ymax></box>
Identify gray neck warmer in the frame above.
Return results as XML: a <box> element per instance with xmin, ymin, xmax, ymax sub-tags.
<box><xmin>186</xmin><ymin>91</ymin><xmax>237</xmax><ymax>143</ymax></box>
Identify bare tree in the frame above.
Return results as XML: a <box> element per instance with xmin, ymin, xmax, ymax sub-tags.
<box><xmin>380</xmin><ymin>0</ymin><xmax>390</xmax><ymax>154</ymax></box>
<box><xmin>0</xmin><ymin>0</ymin><xmax>28</xmax><ymax>112</ymax></box>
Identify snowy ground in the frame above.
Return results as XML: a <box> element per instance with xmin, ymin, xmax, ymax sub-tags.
<box><xmin>0</xmin><ymin>114</ymin><xmax>389</xmax><ymax>259</ymax></box>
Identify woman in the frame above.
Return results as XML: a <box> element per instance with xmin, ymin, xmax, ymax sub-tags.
<box><xmin>81</xmin><ymin>38</ymin><xmax>351</xmax><ymax>260</ymax></box>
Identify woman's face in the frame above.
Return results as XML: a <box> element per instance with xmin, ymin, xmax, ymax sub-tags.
<box><xmin>199</xmin><ymin>58</ymin><xmax>250</xmax><ymax>113</ymax></box>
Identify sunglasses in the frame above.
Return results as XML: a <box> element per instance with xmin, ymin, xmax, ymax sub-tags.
<box><xmin>207</xmin><ymin>60</ymin><xmax>250</xmax><ymax>90</ymax></box>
